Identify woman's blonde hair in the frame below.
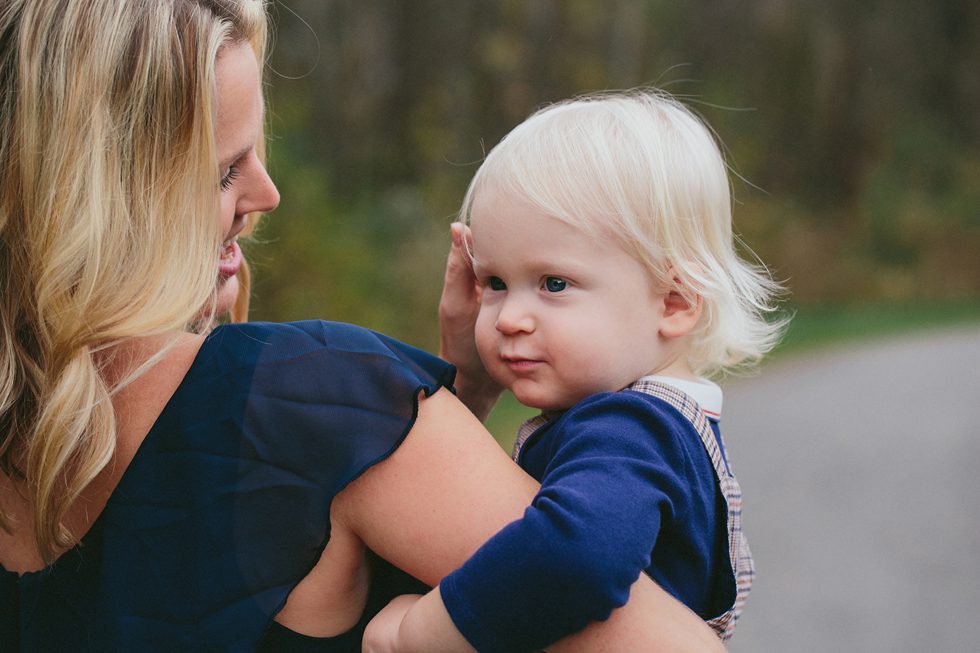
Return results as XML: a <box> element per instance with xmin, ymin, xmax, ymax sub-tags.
<box><xmin>460</xmin><ymin>89</ymin><xmax>787</xmax><ymax>378</ymax></box>
<box><xmin>0</xmin><ymin>0</ymin><xmax>268</xmax><ymax>561</ymax></box>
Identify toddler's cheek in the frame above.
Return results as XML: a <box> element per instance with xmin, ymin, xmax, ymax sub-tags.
<box><xmin>472</xmin><ymin>335</ymin><xmax>496</xmax><ymax>373</ymax></box>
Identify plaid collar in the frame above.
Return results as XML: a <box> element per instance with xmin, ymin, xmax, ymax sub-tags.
<box><xmin>635</xmin><ymin>375</ymin><xmax>723</xmax><ymax>420</ymax></box>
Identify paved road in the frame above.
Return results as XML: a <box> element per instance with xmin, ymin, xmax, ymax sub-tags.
<box><xmin>725</xmin><ymin>326</ymin><xmax>980</xmax><ymax>653</ymax></box>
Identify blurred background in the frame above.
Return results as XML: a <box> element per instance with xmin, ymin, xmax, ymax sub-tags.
<box><xmin>251</xmin><ymin>0</ymin><xmax>980</xmax><ymax>345</ymax></box>
<box><xmin>249</xmin><ymin>2</ymin><xmax>980</xmax><ymax>650</ymax></box>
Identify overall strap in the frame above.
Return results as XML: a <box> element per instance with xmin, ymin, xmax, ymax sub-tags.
<box><xmin>512</xmin><ymin>413</ymin><xmax>552</xmax><ymax>462</ymax></box>
<box><xmin>626</xmin><ymin>379</ymin><xmax>754</xmax><ymax>642</ymax></box>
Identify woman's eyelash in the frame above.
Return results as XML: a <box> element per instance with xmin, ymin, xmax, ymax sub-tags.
<box><xmin>220</xmin><ymin>164</ymin><xmax>240</xmax><ymax>190</ymax></box>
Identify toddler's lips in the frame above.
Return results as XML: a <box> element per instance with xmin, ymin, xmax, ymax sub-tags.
<box><xmin>502</xmin><ymin>356</ymin><xmax>542</xmax><ymax>373</ymax></box>
<box><xmin>218</xmin><ymin>239</ymin><xmax>242</xmax><ymax>279</ymax></box>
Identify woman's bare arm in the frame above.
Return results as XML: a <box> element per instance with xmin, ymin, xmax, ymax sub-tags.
<box><xmin>362</xmin><ymin>571</ymin><xmax>722</xmax><ymax>653</ymax></box>
<box><xmin>548</xmin><ymin>575</ymin><xmax>724</xmax><ymax>653</ymax></box>
<box><xmin>334</xmin><ymin>389</ymin><xmax>535</xmax><ymax>582</ymax></box>
<box><xmin>335</xmin><ymin>389</ymin><xmax>724</xmax><ymax>652</ymax></box>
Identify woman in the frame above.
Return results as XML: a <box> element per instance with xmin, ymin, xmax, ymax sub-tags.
<box><xmin>0</xmin><ymin>1</ymin><xmax>722</xmax><ymax>651</ymax></box>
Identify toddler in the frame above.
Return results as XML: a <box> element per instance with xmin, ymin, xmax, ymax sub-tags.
<box><xmin>366</xmin><ymin>89</ymin><xmax>785</xmax><ymax>652</ymax></box>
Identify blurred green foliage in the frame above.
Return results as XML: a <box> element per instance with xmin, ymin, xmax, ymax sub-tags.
<box><xmin>248</xmin><ymin>0</ymin><xmax>980</xmax><ymax>354</ymax></box>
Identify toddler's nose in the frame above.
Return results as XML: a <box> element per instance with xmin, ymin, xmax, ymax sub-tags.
<box><xmin>495</xmin><ymin>295</ymin><xmax>535</xmax><ymax>335</ymax></box>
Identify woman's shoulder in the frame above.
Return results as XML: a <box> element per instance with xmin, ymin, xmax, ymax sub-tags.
<box><xmin>202</xmin><ymin>319</ymin><xmax>396</xmax><ymax>360</ymax></box>
<box><xmin>204</xmin><ymin>320</ymin><xmax>451</xmax><ymax>379</ymax></box>
<box><xmin>154</xmin><ymin>319</ymin><xmax>456</xmax><ymax>467</ymax></box>
<box><xmin>183</xmin><ymin>320</ymin><xmax>456</xmax><ymax>450</ymax></box>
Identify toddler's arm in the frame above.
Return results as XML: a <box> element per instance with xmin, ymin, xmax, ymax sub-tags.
<box><xmin>363</xmin><ymin>572</ymin><xmax>723</xmax><ymax>653</ymax></box>
<box><xmin>366</xmin><ymin>393</ymin><xmax>697</xmax><ymax>652</ymax></box>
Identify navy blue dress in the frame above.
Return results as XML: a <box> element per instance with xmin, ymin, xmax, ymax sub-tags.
<box><xmin>0</xmin><ymin>321</ymin><xmax>454</xmax><ymax>652</ymax></box>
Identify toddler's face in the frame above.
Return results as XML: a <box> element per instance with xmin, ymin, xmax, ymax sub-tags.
<box><xmin>470</xmin><ymin>192</ymin><xmax>677</xmax><ymax>411</ymax></box>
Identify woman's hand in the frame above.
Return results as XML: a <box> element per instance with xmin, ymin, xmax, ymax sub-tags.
<box><xmin>438</xmin><ymin>223</ymin><xmax>502</xmax><ymax>421</ymax></box>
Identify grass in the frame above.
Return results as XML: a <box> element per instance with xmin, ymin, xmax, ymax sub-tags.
<box><xmin>485</xmin><ymin>393</ymin><xmax>537</xmax><ymax>451</ymax></box>
<box><xmin>483</xmin><ymin>298</ymin><xmax>980</xmax><ymax>449</ymax></box>
<box><xmin>773</xmin><ymin>298</ymin><xmax>980</xmax><ymax>355</ymax></box>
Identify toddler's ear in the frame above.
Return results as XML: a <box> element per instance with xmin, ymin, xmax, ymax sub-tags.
<box><xmin>658</xmin><ymin>283</ymin><xmax>702</xmax><ymax>339</ymax></box>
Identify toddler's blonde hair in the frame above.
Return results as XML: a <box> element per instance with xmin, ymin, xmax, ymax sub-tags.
<box><xmin>460</xmin><ymin>89</ymin><xmax>786</xmax><ymax>378</ymax></box>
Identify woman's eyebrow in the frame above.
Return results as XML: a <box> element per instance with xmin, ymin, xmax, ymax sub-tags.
<box><xmin>220</xmin><ymin>143</ymin><xmax>252</xmax><ymax>168</ymax></box>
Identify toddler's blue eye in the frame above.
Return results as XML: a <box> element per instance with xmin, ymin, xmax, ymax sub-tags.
<box><xmin>488</xmin><ymin>277</ymin><xmax>506</xmax><ymax>291</ymax></box>
<box><xmin>544</xmin><ymin>277</ymin><xmax>567</xmax><ymax>292</ymax></box>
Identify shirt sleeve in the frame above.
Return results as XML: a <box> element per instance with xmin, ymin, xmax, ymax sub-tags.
<box><xmin>439</xmin><ymin>392</ymin><xmax>699</xmax><ymax>653</ymax></box>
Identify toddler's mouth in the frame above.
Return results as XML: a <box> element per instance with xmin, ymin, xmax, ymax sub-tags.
<box><xmin>501</xmin><ymin>355</ymin><xmax>543</xmax><ymax>372</ymax></box>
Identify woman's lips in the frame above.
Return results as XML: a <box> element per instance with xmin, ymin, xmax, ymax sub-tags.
<box><xmin>218</xmin><ymin>239</ymin><xmax>242</xmax><ymax>279</ymax></box>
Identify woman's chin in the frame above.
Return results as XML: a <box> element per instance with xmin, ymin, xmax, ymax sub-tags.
<box><xmin>189</xmin><ymin>277</ymin><xmax>238</xmax><ymax>323</ymax></box>
<box><xmin>211</xmin><ymin>275</ymin><xmax>240</xmax><ymax>321</ymax></box>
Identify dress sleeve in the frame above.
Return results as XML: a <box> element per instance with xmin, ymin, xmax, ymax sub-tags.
<box><xmin>439</xmin><ymin>392</ymin><xmax>698</xmax><ymax>653</ymax></box>
<box><xmin>104</xmin><ymin>320</ymin><xmax>456</xmax><ymax>648</ymax></box>
<box><xmin>239</xmin><ymin>320</ymin><xmax>457</xmax><ymax>499</ymax></box>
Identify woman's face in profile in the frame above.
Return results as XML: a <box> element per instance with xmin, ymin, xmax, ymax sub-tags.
<box><xmin>213</xmin><ymin>42</ymin><xmax>280</xmax><ymax>316</ymax></box>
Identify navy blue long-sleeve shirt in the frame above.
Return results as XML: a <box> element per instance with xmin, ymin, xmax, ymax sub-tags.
<box><xmin>440</xmin><ymin>388</ymin><xmax>736</xmax><ymax>653</ymax></box>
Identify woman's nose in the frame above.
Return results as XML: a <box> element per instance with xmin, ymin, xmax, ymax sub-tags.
<box><xmin>240</xmin><ymin>160</ymin><xmax>280</xmax><ymax>216</ymax></box>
